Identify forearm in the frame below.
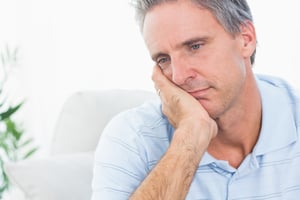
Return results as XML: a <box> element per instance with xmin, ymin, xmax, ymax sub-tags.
<box><xmin>132</xmin><ymin>65</ymin><xmax>217</xmax><ymax>199</ymax></box>
<box><xmin>130</xmin><ymin>127</ymin><xmax>210</xmax><ymax>200</ymax></box>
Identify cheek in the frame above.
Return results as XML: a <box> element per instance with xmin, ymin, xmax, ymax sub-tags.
<box><xmin>161</xmin><ymin>67</ymin><xmax>173</xmax><ymax>81</ymax></box>
<box><xmin>212</xmin><ymin>47</ymin><xmax>247</xmax><ymax>82</ymax></box>
<box><xmin>217</xmin><ymin>64</ymin><xmax>246</xmax><ymax>96</ymax></box>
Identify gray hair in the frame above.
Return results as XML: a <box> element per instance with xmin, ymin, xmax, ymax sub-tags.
<box><xmin>131</xmin><ymin>0</ymin><xmax>256</xmax><ymax>64</ymax></box>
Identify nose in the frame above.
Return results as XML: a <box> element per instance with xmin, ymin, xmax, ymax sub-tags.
<box><xmin>171</xmin><ymin>56</ymin><xmax>195</xmax><ymax>86</ymax></box>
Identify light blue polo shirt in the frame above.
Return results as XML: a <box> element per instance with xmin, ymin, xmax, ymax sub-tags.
<box><xmin>92</xmin><ymin>74</ymin><xmax>300</xmax><ymax>200</ymax></box>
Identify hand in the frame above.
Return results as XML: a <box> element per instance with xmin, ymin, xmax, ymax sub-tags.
<box><xmin>152</xmin><ymin>66</ymin><xmax>217</xmax><ymax>143</ymax></box>
<box><xmin>130</xmin><ymin>67</ymin><xmax>218</xmax><ymax>200</ymax></box>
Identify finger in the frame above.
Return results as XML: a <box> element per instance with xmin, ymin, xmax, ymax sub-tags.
<box><xmin>152</xmin><ymin>65</ymin><xmax>179</xmax><ymax>96</ymax></box>
<box><xmin>152</xmin><ymin>65</ymin><xmax>162</xmax><ymax>88</ymax></box>
<box><xmin>152</xmin><ymin>66</ymin><xmax>165</xmax><ymax>97</ymax></box>
<box><xmin>157</xmin><ymin>88</ymin><xmax>161</xmax><ymax>96</ymax></box>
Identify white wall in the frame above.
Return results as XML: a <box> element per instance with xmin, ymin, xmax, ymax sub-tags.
<box><xmin>1</xmin><ymin>0</ymin><xmax>299</xmax><ymax>155</ymax></box>
<box><xmin>249</xmin><ymin>0</ymin><xmax>300</xmax><ymax>85</ymax></box>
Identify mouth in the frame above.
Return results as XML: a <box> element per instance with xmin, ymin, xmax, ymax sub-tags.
<box><xmin>188</xmin><ymin>87</ymin><xmax>211</xmax><ymax>99</ymax></box>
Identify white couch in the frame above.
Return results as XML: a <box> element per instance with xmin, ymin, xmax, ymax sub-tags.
<box><xmin>4</xmin><ymin>89</ymin><xmax>157</xmax><ymax>200</ymax></box>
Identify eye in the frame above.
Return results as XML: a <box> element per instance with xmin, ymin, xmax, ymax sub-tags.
<box><xmin>190</xmin><ymin>43</ymin><xmax>201</xmax><ymax>50</ymax></box>
<box><xmin>157</xmin><ymin>57</ymin><xmax>169</xmax><ymax>64</ymax></box>
<box><xmin>157</xmin><ymin>56</ymin><xmax>170</xmax><ymax>69</ymax></box>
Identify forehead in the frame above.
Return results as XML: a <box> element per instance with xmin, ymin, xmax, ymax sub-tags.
<box><xmin>142</xmin><ymin>1</ymin><xmax>224</xmax><ymax>54</ymax></box>
<box><xmin>143</xmin><ymin>0</ymin><xmax>212</xmax><ymax>34</ymax></box>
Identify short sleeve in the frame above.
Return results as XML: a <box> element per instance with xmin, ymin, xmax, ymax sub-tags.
<box><xmin>91</xmin><ymin>111</ymin><xmax>149</xmax><ymax>200</ymax></box>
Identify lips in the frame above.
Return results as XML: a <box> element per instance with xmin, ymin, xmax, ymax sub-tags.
<box><xmin>188</xmin><ymin>87</ymin><xmax>211</xmax><ymax>99</ymax></box>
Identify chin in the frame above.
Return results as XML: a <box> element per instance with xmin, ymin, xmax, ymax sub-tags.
<box><xmin>197</xmin><ymin>99</ymin><xmax>219</xmax><ymax>119</ymax></box>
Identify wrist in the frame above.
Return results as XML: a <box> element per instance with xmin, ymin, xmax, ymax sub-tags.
<box><xmin>170</xmin><ymin>126</ymin><xmax>210</xmax><ymax>165</ymax></box>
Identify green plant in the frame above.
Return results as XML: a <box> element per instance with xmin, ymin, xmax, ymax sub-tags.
<box><xmin>0</xmin><ymin>45</ymin><xmax>38</xmax><ymax>197</ymax></box>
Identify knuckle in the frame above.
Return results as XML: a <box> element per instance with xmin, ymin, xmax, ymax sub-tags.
<box><xmin>171</xmin><ymin>94</ymin><xmax>181</xmax><ymax>105</ymax></box>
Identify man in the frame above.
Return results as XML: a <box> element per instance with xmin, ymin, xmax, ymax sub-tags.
<box><xmin>92</xmin><ymin>0</ymin><xmax>300</xmax><ymax>199</ymax></box>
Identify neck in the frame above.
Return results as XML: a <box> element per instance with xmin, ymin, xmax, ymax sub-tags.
<box><xmin>207</xmin><ymin>70</ymin><xmax>262</xmax><ymax>168</ymax></box>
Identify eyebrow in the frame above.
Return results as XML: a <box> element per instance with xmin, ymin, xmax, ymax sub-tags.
<box><xmin>151</xmin><ymin>52</ymin><xmax>168</xmax><ymax>62</ymax></box>
<box><xmin>181</xmin><ymin>37</ymin><xmax>209</xmax><ymax>47</ymax></box>
<box><xmin>151</xmin><ymin>36</ymin><xmax>209</xmax><ymax>61</ymax></box>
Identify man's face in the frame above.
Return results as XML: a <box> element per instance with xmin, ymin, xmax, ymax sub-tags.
<box><xmin>143</xmin><ymin>0</ymin><xmax>253</xmax><ymax>119</ymax></box>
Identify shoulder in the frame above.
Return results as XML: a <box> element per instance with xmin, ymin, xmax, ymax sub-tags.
<box><xmin>101</xmin><ymin>99</ymin><xmax>173</xmax><ymax>144</ymax></box>
<box><xmin>97</xmin><ymin>99</ymin><xmax>173</xmax><ymax>170</ymax></box>
<box><xmin>256</xmin><ymin>74</ymin><xmax>297</xmax><ymax>89</ymax></box>
<box><xmin>256</xmin><ymin>74</ymin><xmax>300</xmax><ymax>100</ymax></box>
<box><xmin>256</xmin><ymin>74</ymin><xmax>300</xmax><ymax>126</ymax></box>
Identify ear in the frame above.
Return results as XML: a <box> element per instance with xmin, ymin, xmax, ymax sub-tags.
<box><xmin>239</xmin><ymin>21</ymin><xmax>257</xmax><ymax>60</ymax></box>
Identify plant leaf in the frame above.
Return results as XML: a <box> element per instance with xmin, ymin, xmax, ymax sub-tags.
<box><xmin>0</xmin><ymin>141</ymin><xmax>10</xmax><ymax>157</ymax></box>
<box><xmin>0</xmin><ymin>102</ymin><xmax>23</xmax><ymax>120</ymax></box>
<box><xmin>22</xmin><ymin>147</ymin><xmax>38</xmax><ymax>159</ymax></box>
<box><xmin>5</xmin><ymin>118</ymin><xmax>23</xmax><ymax>141</ymax></box>
<box><xmin>0</xmin><ymin>157</ymin><xmax>9</xmax><ymax>194</ymax></box>
<box><xmin>18</xmin><ymin>138</ymin><xmax>34</xmax><ymax>148</ymax></box>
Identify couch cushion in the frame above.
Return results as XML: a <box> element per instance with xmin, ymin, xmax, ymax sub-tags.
<box><xmin>4</xmin><ymin>152</ymin><xmax>94</xmax><ymax>200</ymax></box>
<box><xmin>51</xmin><ymin>89</ymin><xmax>156</xmax><ymax>154</ymax></box>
